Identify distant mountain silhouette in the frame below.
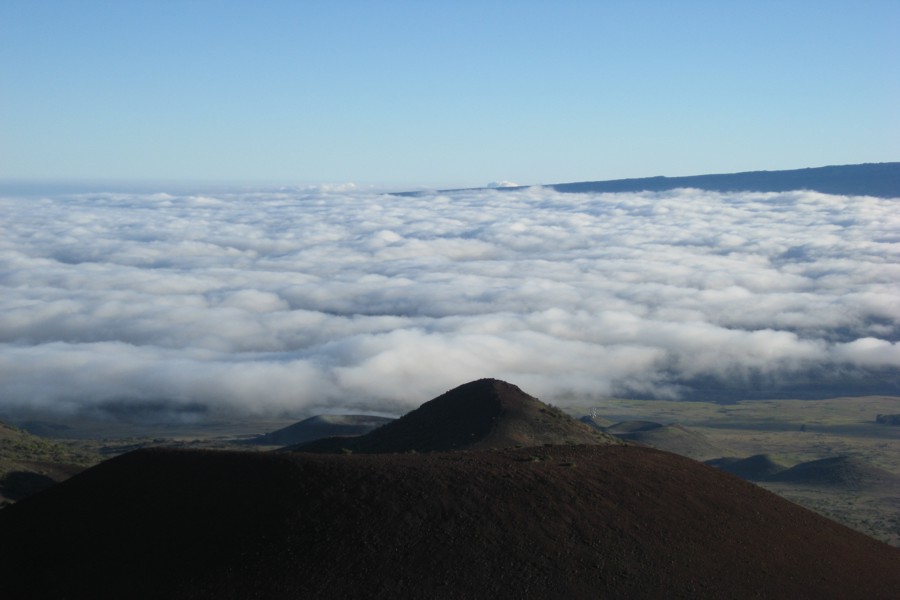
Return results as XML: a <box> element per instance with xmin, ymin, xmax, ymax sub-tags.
<box><xmin>400</xmin><ymin>162</ymin><xmax>900</xmax><ymax>198</ymax></box>
<box><xmin>245</xmin><ymin>414</ymin><xmax>393</xmax><ymax>446</ymax></box>
<box><xmin>2</xmin><ymin>444</ymin><xmax>899</xmax><ymax>599</ymax></box>
<box><xmin>288</xmin><ymin>378</ymin><xmax>623</xmax><ymax>453</ymax></box>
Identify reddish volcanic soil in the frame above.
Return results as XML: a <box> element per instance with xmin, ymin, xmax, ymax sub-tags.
<box><xmin>2</xmin><ymin>445</ymin><xmax>898</xmax><ymax>600</ymax></box>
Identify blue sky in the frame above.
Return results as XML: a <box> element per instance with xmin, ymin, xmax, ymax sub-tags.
<box><xmin>2</xmin><ymin>1</ymin><xmax>898</xmax><ymax>188</ymax></box>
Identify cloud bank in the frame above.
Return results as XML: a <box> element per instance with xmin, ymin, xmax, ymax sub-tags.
<box><xmin>1</xmin><ymin>186</ymin><xmax>898</xmax><ymax>419</ymax></box>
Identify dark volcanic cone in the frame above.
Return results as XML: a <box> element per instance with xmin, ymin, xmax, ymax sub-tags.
<box><xmin>706</xmin><ymin>453</ymin><xmax>789</xmax><ymax>481</ymax></box>
<box><xmin>605</xmin><ymin>420</ymin><xmax>665</xmax><ymax>434</ymax></box>
<box><xmin>290</xmin><ymin>378</ymin><xmax>622</xmax><ymax>453</ymax></box>
<box><xmin>2</xmin><ymin>445</ymin><xmax>899</xmax><ymax>600</ymax></box>
<box><xmin>768</xmin><ymin>455</ymin><xmax>900</xmax><ymax>490</ymax></box>
<box><xmin>245</xmin><ymin>414</ymin><xmax>394</xmax><ymax>446</ymax></box>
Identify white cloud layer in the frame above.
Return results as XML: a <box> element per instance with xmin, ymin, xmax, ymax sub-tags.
<box><xmin>1</xmin><ymin>186</ymin><xmax>898</xmax><ymax>419</ymax></box>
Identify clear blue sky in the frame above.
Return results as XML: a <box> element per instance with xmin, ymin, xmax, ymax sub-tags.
<box><xmin>2</xmin><ymin>1</ymin><xmax>898</xmax><ymax>188</ymax></box>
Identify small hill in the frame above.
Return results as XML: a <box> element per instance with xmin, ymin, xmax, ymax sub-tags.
<box><xmin>604</xmin><ymin>420</ymin><xmax>664</xmax><ymax>434</ymax></box>
<box><xmin>289</xmin><ymin>379</ymin><xmax>623</xmax><ymax>453</ymax></box>
<box><xmin>245</xmin><ymin>414</ymin><xmax>393</xmax><ymax>446</ymax></box>
<box><xmin>0</xmin><ymin>420</ymin><xmax>96</xmax><ymax>504</ymax></box>
<box><xmin>2</xmin><ymin>445</ymin><xmax>899</xmax><ymax>599</ymax></box>
<box><xmin>767</xmin><ymin>455</ymin><xmax>900</xmax><ymax>490</ymax></box>
<box><xmin>604</xmin><ymin>420</ymin><xmax>729</xmax><ymax>461</ymax></box>
<box><xmin>876</xmin><ymin>414</ymin><xmax>900</xmax><ymax>426</ymax></box>
<box><xmin>577</xmin><ymin>414</ymin><xmax>615</xmax><ymax>429</ymax></box>
<box><xmin>706</xmin><ymin>454</ymin><xmax>789</xmax><ymax>481</ymax></box>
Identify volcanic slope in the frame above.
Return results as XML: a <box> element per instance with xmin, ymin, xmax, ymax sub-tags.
<box><xmin>2</xmin><ymin>445</ymin><xmax>899</xmax><ymax>600</ymax></box>
<box><xmin>289</xmin><ymin>378</ymin><xmax>623</xmax><ymax>453</ymax></box>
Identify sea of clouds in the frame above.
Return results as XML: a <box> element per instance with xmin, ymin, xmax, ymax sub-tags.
<box><xmin>1</xmin><ymin>186</ymin><xmax>898</xmax><ymax>420</ymax></box>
